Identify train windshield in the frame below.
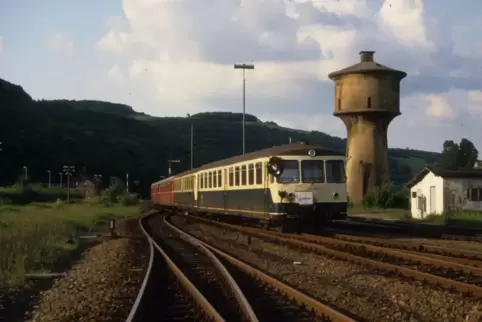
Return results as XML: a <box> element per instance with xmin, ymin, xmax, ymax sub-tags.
<box><xmin>277</xmin><ymin>160</ymin><xmax>299</xmax><ymax>183</ymax></box>
<box><xmin>301</xmin><ymin>160</ymin><xmax>325</xmax><ymax>183</ymax></box>
<box><xmin>325</xmin><ymin>160</ymin><xmax>346</xmax><ymax>183</ymax></box>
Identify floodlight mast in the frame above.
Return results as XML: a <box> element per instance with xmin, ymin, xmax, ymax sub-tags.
<box><xmin>234</xmin><ymin>63</ymin><xmax>255</xmax><ymax>155</ymax></box>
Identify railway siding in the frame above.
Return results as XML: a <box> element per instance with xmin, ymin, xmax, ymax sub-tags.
<box><xmin>191</xmin><ymin>216</ymin><xmax>482</xmax><ymax>298</ymax></box>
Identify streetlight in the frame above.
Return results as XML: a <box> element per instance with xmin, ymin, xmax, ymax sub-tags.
<box><xmin>59</xmin><ymin>172</ymin><xmax>63</xmax><ymax>188</ymax></box>
<box><xmin>93</xmin><ymin>174</ymin><xmax>103</xmax><ymax>185</ymax></box>
<box><xmin>63</xmin><ymin>165</ymin><xmax>75</xmax><ymax>204</ymax></box>
<box><xmin>23</xmin><ymin>166</ymin><xmax>28</xmax><ymax>181</ymax></box>
<box><xmin>187</xmin><ymin>114</ymin><xmax>194</xmax><ymax>169</ymax></box>
<box><xmin>47</xmin><ymin>170</ymin><xmax>51</xmax><ymax>188</ymax></box>
<box><xmin>168</xmin><ymin>160</ymin><xmax>180</xmax><ymax>176</ymax></box>
<box><xmin>234</xmin><ymin>63</ymin><xmax>255</xmax><ymax>155</ymax></box>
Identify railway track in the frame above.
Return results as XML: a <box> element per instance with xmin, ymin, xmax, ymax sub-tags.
<box><xmin>188</xmin><ymin>215</ymin><xmax>482</xmax><ymax>298</ymax></box>
<box><xmin>128</xmin><ymin>212</ymin><xmax>355</xmax><ymax>322</ymax></box>
<box><xmin>341</xmin><ymin>217</ymin><xmax>482</xmax><ymax>242</ymax></box>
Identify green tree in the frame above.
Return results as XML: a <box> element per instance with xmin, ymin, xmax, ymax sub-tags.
<box><xmin>441</xmin><ymin>138</ymin><xmax>479</xmax><ymax>169</ymax></box>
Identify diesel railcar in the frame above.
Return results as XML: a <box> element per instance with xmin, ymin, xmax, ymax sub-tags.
<box><xmin>151</xmin><ymin>142</ymin><xmax>347</xmax><ymax>231</ymax></box>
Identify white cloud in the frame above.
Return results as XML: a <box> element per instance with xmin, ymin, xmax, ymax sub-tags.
<box><xmin>89</xmin><ymin>0</ymin><xmax>482</xmax><ymax>151</ymax></box>
<box><xmin>425</xmin><ymin>94</ymin><xmax>455</xmax><ymax>119</ymax></box>
<box><xmin>46</xmin><ymin>32</ymin><xmax>75</xmax><ymax>55</ymax></box>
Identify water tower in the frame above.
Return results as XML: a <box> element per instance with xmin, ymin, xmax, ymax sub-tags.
<box><xmin>328</xmin><ymin>51</ymin><xmax>407</xmax><ymax>205</ymax></box>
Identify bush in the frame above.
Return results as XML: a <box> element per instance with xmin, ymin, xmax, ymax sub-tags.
<box><xmin>119</xmin><ymin>193</ymin><xmax>139</xmax><ymax>206</ymax></box>
<box><xmin>101</xmin><ymin>179</ymin><xmax>126</xmax><ymax>203</ymax></box>
<box><xmin>363</xmin><ymin>184</ymin><xmax>409</xmax><ymax>209</ymax></box>
<box><xmin>0</xmin><ymin>185</ymin><xmax>83</xmax><ymax>205</ymax></box>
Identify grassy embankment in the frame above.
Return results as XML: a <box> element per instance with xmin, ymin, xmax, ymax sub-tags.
<box><xmin>0</xmin><ymin>193</ymin><xmax>143</xmax><ymax>286</ymax></box>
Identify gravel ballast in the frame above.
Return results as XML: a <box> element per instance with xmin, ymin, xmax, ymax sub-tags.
<box><xmin>176</xmin><ymin>218</ymin><xmax>482</xmax><ymax>322</ymax></box>
<box><xmin>25</xmin><ymin>219</ymin><xmax>148</xmax><ymax>322</ymax></box>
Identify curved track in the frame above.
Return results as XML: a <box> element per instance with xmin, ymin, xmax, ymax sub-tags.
<box><xmin>128</xmin><ymin>212</ymin><xmax>355</xmax><ymax>322</ymax></box>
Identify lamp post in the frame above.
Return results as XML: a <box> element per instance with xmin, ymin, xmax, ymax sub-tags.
<box><xmin>187</xmin><ymin>114</ymin><xmax>194</xmax><ymax>169</ymax></box>
<box><xmin>168</xmin><ymin>160</ymin><xmax>180</xmax><ymax>176</ymax></box>
<box><xmin>47</xmin><ymin>170</ymin><xmax>51</xmax><ymax>188</ymax></box>
<box><xmin>62</xmin><ymin>165</ymin><xmax>75</xmax><ymax>204</ymax></box>
<box><xmin>59</xmin><ymin>172</ymin><xmax>63</xmax><ymax>189</ymax></box>
<box><xmin>23</xmin><ymin>166</ymin><xmax>28</xmax><ymax>181</ymax></box>
<box><xmin>234</xmin><ymin>63</ymin><xmax>255</xmax><ymax>155</ymax></box>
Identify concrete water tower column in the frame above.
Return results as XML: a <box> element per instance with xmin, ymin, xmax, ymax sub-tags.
<box><xmin>328</xmin><ymin>51</ymin><xmax>407</xmax><ymax>205</ymax></box>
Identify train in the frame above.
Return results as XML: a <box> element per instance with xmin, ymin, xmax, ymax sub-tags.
<box><xmin>151</xmin><ymin>142</ymin><xmax>348</xmax><ymax>232</ymax></box>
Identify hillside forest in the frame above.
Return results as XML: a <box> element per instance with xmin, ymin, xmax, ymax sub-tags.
<box><xmin>0</xmin><ymin>78</ymin><xmax>478</xmax><ymax>197</ymax></box>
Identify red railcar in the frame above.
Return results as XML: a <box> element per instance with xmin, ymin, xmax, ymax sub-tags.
<box><xmin>151</xmin><ymin>176</ymin><xmax>174</xmax><ymax>205</ymax></box>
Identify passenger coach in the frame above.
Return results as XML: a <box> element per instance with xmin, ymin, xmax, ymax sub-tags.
<box><xmin>151</xmin><ymin>142</ymin><xmax>347</xmax><ymax>230</ymax></box>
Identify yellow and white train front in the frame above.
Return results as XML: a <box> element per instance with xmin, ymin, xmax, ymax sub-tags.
<box><xmin>269</xmin><ymin>155</ymin><xmax>347</xmax><ymax>223</ymax></box>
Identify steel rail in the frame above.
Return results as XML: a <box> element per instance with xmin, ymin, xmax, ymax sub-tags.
<box><xmin>165</xmin><ymin>216</ymin><xmax>357</xmax><ymax>322</ymax></box>
<box><xmin>331</xmin><ymin>234</ymin><xmax>482</xmax><ymax>261</ymax></box>
<box><xmin>172</xmin><ymin>220</ymin><xmax>259</xmax><ymax>322</ymax></box>
<box><xmin>191</xmin><ymin>215</ymin><xmax>482</xmax><ymax>298</ymax></box>
<box><xmin>289</xmin><ymin>234</ymin><xmax>482</xmax><ymax>278</ymax></box>
<box><xmin>138</xmin><ymin>215</ymin><xmax>225</xmax><ymax>322</ymax></box>
<box><xmin>125</xmin><ymin>217</ymin><xmax>155</xmax><ymax>322</ymax></box>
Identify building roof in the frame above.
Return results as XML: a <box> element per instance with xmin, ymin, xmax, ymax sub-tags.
<box><xmin>407</xmin><ymin>166</ymin><xmax>482</xmax><ymax>188</ymax></box>
<box><xmin>328</xmin><ymin>51</ymin><xmax>407</xmax><ymax>80</ymax></box>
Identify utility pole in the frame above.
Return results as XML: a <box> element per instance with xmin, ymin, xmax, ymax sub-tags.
<box><xmin>47</xmin><ymin>170</ymin><xmax>51</xmax><ymax>188</ymax></box>
<box><xmin>126</xmin><ymin>172</ymin><xmax>129</xmax><ymax>193</ymax></box>
<box><xmin>234</xmin><ymin>63</ymin><xmax>255</xmax><ymax>155</ymax></box>
<box><xmin>187</xmin><ymin>114</ymin><xmax>194</xmax><ymax>169</ymax></box>
<box><xmin>23</xmin><ymin>166</ymin><xmax>28</xmax><ymax>181</ymax></box>
<box><xmin>59</xmin><ymin>172</ymin><xmax>63</xmax><ymax>189</ymax></box>
<box><xmin>63</xmin><ymin>165</ymin><xmax>75</xmax><ymax>204</ymax></box>
<box><xmin>168</xmin><ymin>160</ymin><xmax>180</xmax><ymax>176</ymax></box>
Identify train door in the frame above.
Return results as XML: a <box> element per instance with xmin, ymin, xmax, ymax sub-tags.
<box><xmin>223</xmin><ymin>169</ymin><xmax>228</xmax><ymax>211</ymax></box>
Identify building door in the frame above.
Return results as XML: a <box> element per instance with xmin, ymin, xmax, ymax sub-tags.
<box><xmin>430</xmin><ymin>186</ymin><xmax>436</xmax><ymax>214</ymax></box>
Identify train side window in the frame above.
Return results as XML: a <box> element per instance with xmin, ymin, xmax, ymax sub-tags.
<box><xmin>255</xmin><ymin>162</ymin><xmax>262</xmax><ymax>184</ymax></box>
<box><xmin>218</xmin><ymin>170</ymin><xmax>222</xmax><ymax>187</ymax></box>
<box><xmin>213</xmin><ymin>170</ymin><xmax>218</xmax><ymax>187</ymax></box>
<box><xmin>235</xmin><ymin>167</ymin><xmax>240</xmax><ymax>186</ymax></box>
<box><xmin>208</xmin><ymin>172</ymin><xmax>212</xmax><ymax>188</ymax></box>
<box><xmin>241</xmin><ymin>165</ymin><xmax>247</xmax><ymax>186</ymax></box>
<box><xmin>229</xmin><ymin>168</ymin><xmax>234</xmax><ymax>186</ymax></box>
<box><xmin>248</xmin><ymin>164</ymin><xmax>254</xmax><ymax>185</ymax></box>
<box><xmin>204</xmin><ymin>173</ymin><xmax>207</xmax><ymax>189</ymax></box>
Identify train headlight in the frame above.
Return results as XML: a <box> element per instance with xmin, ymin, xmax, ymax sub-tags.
<box><xmin>287</xmin><ymin>192</ymin><xmax>295</xmax><ymax>199</ymax></box>
<box><xmin>333</xmin><ymin>192</ymin><xmax>339</xmax><ymax>199</ymax></box>
<box><xmin>278</xmin><ymin>190</ymin><xmax>287</xmax><ymax>198</ymax></box>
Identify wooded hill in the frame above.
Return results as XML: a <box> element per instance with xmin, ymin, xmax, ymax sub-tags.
<box><xmin>0</xmin><ymin>78</ymin><xmax>441</xmax><ymax>196</ymax></box>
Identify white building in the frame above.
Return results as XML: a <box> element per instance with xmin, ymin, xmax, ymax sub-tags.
<box><xmin>407</xmin><ymin>166</ymin><xmax>482</xmax><ymax>219</ymax></box>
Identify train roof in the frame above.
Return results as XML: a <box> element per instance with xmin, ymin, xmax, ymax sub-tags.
<box><xmin>178</xmin><ymin>142</ymin><xmax>344</xmax><ymax>177</ymax></box>
<box><xmin>151</xmin><ymin>175</ymin><xmax>175</xmax><ymax>186</ymax></box>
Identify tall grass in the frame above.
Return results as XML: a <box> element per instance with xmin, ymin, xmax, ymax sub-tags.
<box><xmin>0</xmin><ymin>185</ymin><xmax>84</xmax><ymax>205</ymax></box>
<box><xmin>0</xmin><ymin>201</ymin><xmax>139</xmax><ymax>286</ymax></box>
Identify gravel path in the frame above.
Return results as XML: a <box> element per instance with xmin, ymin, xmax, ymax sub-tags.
<box><xmin>178</xmin><ymin>219</ymin><xmax>482</xmax><ymax>322</ymax></box>
<box><xmin>25</xmin><ymin>219</ymin><xmax>148</xmax><ymax>322</ymax></box>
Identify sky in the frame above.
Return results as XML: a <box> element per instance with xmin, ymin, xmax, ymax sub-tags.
<box><xmin>1</xmin><ymin>0</ymin><xmax>482</xmax><ymax>153</ymax></box>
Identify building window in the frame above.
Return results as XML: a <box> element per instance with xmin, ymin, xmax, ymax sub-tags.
<box><xmin>467</xmin><ymin>187</ymin><xmax>482</xmax><ymax>201</ymax></box>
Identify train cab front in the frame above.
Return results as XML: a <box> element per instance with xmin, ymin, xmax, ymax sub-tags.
<box><xmin>267</xmin><ymin>152</ymin><xmax>347</xmax><ymax>232</ymax></box>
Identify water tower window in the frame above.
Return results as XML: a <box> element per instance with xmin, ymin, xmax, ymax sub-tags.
<box><xmin>367</xmin><ymin>97</ymin><xmax>372</xmax><ymax>109</ymax></box>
